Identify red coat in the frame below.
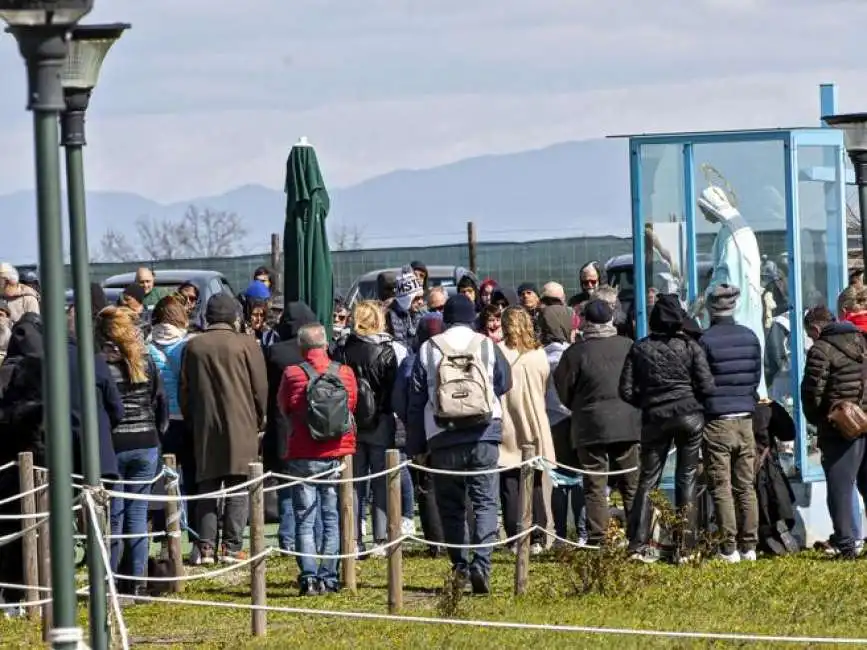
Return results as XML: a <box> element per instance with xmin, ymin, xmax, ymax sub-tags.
<box><xmin>277</xmin><ymin>347</ymin><xmax>357</xmax><ymax>460</ymax></box>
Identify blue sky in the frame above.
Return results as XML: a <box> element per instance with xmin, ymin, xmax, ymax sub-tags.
<box><xmin>0</xmin><ymin>0</ymin><xmax>865</xmax><ymax>202</ymax></box>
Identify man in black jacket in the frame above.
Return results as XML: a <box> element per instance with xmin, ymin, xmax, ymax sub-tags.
<box><xmin>698</xmin><ymin>284</ymin><xmax>762</xmax><ymax>563</ymax></box>
<box><xmin>554</xmin><ymin>299</ymin><xmax>640</xmax><ymax>547</ymax></box>
<box><xmin>801</xmin><ymin>303</ymin><xmax>867</xmax><ymax>559</ymax></box>
<box><xmin>263</xmin><ymin>302</ymin><xmax>322</xmax><ymax>552</ymax></box>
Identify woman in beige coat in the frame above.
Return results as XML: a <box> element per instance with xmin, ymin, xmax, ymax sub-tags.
<box><xmin>498</xmin><ymin>307</ymin><xmax>556</xmax><ymax>554</ymax></box>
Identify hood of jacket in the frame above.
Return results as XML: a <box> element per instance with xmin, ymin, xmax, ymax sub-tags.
<box><xmin>151</xmin><ymin>323</ymin><xmax>187</xmax><ymax>346</ymax></box>
<box><xmin>276</xmin><ymin>301</ymin><xmax>318</xmax><ymax>341</ymax></box>
<box><xmin>6</xmin><ymin>312</ymin><xmax>43</xmax><ymax>358</ymax></box>
<box><xmin>491</xmin><ymin>286</ymin><xmax>519</xmax><ymax>307</ymax></box>
<box><xmin>821</xmin><ymin>321</ymin><xmax>866</xmax><ymax>362</ymax></box>
<box><xmin>649</xmin><ymin>294</ymin><xmax>685</xmax><ymax>334</ymax></box>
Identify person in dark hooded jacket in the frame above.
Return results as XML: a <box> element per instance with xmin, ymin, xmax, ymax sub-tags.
<box><xmin>263</xmin><ymin>302</ymin><xmax>322</xmax><ymax>552</ymax></box>
<box><xmin>619</xmin><ymin>294</ymin><xmax>715</xmax><ymax>562</ymax></box>
<box><xmin>801</xmin><ymin>303</ymin><xmax>867</xmax><ymax>558</ymax></box>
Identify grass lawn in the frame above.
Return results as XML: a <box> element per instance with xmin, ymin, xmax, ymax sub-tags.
<box><xmin>3</xmin><ymin>547</ymin><xmax>867</xmax><ymax>649</ymax></box>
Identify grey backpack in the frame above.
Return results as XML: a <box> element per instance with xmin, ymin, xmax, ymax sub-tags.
<box><xmin>428</xmin><ymin>333</ymin><xmax>494</xmax><ymax>430</ymax></box>
<box><xmin>300</xmin><ymin>361</ymin><xmax>352</xmax><ymax>442</ymax></box>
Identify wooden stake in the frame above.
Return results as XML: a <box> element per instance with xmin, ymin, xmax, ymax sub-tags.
<box><xmin>35</xmin><ymin>468</ymin><xmax>52</xmax><ymax>640</ymax></box>
<box><xmin>162</xmin><ymin>454</ymin><xmax>186</xmax><ymax>593</ymax></box>
<box><xmin>467</xmin><ymin>221</ymin><xmax>478</xmax><ymax>275</ymax></box>
<box><xmin>514</xmin><ymin>445</ymin><xmax>534</xmax><ymax>596</ymax></box>
<box><xmin>17</xmin><ymin>452</ymin><xmax>38</xmax><ymax>620</ymax></box>
<box><xmin>249</xmin><ymin>462</ymin><xmax>266</xmax><ymax>636</ymax></box>
<box><xmin>386</xmin><ymin>449</ymin><xmax>403</xmax><ymax>613</ymax></box>
<box><xmin>339</xmin><ymin>455</ymin><xmax>356</xmax><ymax>593</ymax></box>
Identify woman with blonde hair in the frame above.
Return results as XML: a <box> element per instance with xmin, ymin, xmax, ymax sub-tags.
<box><xmin>97</xmin><ymin>306</ymin><xmax>168</xmax><ymax>593</ymax></box>
<box><xmin>333</xmin><ymin>300</ymin><xmax>410</xmax><ymax>554</ymax></box>
<box><xmin>498</xmin><ymin>306</ymin><xmax>555</xmax><ymax>554</ymax></box>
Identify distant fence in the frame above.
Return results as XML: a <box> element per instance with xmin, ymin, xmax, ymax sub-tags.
<box><xmin>71</xmin><ymin>228</ymin><xmax>815</xmax><ymax>298</ymax></box>
<box><xmin>75</xmin><ymin>235</ymin><xmax>634</xmax><ymax>297</ymax></box>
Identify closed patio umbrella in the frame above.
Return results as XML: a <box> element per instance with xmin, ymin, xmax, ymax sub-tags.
<box><xmin>283</xmin><ymin>137</ymin><xmax>333</xmax><ymax>331</ymax></box>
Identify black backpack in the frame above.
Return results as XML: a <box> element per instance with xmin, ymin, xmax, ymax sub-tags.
<box><xmin>354</xmin><ymin>376</ymin><xmax>380</xmax><ymax>431</ymax></box>
<box><xmin>300</xmin><ymin>361</ymin><xmax>352</xmax><ymax>442</ymax></box>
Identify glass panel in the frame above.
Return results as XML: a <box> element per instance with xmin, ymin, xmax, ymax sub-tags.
<box><xmin>796</xmin><ymin>144</ymin><xmax>845</xmax><ymax>478</ymax></box>
<box><xmin>639</xmin><ymin>144</ymin><xmax>687</xmax><ymax>317</ymax></box>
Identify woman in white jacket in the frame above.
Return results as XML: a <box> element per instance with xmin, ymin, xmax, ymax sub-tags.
<box><xmin>540</xmin><ymin>306</ymin><xmax>587</xmax><ymax>546</ymax></box>
<box><xmin>498</xmin><ymin>307</ymin><xmax>556</xmax><ymax>554</ymax></box>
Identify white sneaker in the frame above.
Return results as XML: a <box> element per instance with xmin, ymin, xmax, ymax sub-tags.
<box><xmin>1</xmin><ymin>603</ymin><xmax>25</xmax><ymax>619</ymax></box>
<box><xmin>361</xmin><ymin>520</ymin><xmax>368</xmax><ymax>538</ymax></box>
<box><xmin>530</xmin><ymin>542</ymin><xmax>545</xmax><ymax>556</ymax></box>
<box><xmin>740</xmin><ymin>550</ymin><xmax>757</xmax><ymax>562</ymax></box>
<box><xmin>400</xmin><ymin>518</ymin><xmax>416</xmax><ymax>536</ymax></box>
<box><xmin>716</xmin><ymin>550</ymin><xmax>741</xmax><ymax>563</ymax></box>
<box><xmin>576</xmin><ymin>537</ymin><xmax>588</xmax><ymax>548</ymax></box>
<box><xmin>369</xmin><ymin>543</ymin><xmax>387</xmax><ymax>558</ymax></box>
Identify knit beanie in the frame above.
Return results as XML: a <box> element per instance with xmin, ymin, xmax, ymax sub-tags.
<box><xmin>707</xmin><ymin>284</ymin><xmax>740</xmax><ymax>317</ymax></box>
<box><xmin>205</xmin><ymin>293</ymin><xmax>239</xmax><ymax>326</ymax></box>
<box><xmin>517</xmin><ymin>282</ymin><xmax>539</xmax><ymax>297</ymax></box>
<box><xmin>394</xmin><ymin>266</ymin><xmax>423</xmax><ymax>311</ymax></box>
<box><xmin>443</xmin><ymin>295</ymin><xmax>476</xmax><ymax>326</ymax></box>
<box><xmin>582</xmin><ymin>299</ymin><xmax>614</xmax><ymax>324</ymax></box>
<box><xmin>244</xmin><ymin>280</ymin><xmax>271</xmax><ymax>300</ymax></box>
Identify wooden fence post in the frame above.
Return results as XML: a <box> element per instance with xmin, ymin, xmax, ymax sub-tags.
<box><xmin>248</xmin><ymin>462</ymin><xmax>266</xmax><ymax>637</ymax></box>
<box><xmin>339</xmin><ymin>455</ymin><xmax>356</xmax><ymax>593</ymax></box>
<box><xmin>386</xmin><ymin>449</ymin><xmax>403</xmax><ymax>613</ymax></box>
<box><xmin>467</xmin><ymin>221</ymin><xmax>478</xmax><ymax>275</ymax></box>
<box><xmin>35</xmin><ymin>468</ymin><xmax>52</xmax><ymax>640</ymax></box>
<box><xmin>514</xmin><ymin>445</ymin><xmax>534</xmax><ymax>596</ymax></box>
<box><xmin>162</xmin><ymin>454</ymin><xmax>185</xmax><ymax>593</ymax></box>
<box><xmin>18</xmin><ymin>452</ymin><xmax>38</xmax><ymax>619</ymax></box>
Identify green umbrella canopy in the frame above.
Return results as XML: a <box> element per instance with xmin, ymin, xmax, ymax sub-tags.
<box><xmin>284</xmin><ymin>137</ymin><xmax>334</xmax><ymax>332</ymax></box>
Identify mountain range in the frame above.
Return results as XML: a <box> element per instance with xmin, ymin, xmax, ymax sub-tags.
<box><xmin>0</xmin><ymin>138</ymin><xmax>632</xmax><ymax>263</ymax></box>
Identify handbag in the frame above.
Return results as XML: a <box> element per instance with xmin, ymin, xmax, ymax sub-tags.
<box><xmin>828</xmin><ymin>357</ymin><xmax>867</xmax><ymax>440</ymax></box>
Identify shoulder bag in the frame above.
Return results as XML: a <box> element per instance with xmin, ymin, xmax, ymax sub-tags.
<box><xmin>828</xmin><ymin>356</ymin><xmax>867</xmax><ymax>440</ymax></box>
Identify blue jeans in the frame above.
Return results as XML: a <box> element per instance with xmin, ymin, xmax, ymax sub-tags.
<box><xmin>400</xmin><ymin>460</ymin><xmax>414</xmax><ymax>521</ymax></box>
<box><xmin>354</xmin><ymin>442</ymin><xmax>387</xmax><ymax>542</ymax></box>
<box><xmin>110</xmin><ymin>447</ymin><xmax>160</xmax><ymax>577</ymax></box>
<box><xmin>288</xmin><ymin>458</ymin><xmax>341</xmax><ymax>587</ymax></box>
<box><xmin>430</xmin><ymin>442</ymin><xmax>499</xmax><ymax>578</ymax></box>
<box><xmin>552</xmin><ymin>481</ymin><xmax>587</xmax><ymax>540</ymax></box>
<box><xmin>278</xmin><ymin>463</ymin><xmax>322</xmax><ymax>552</ymax></box>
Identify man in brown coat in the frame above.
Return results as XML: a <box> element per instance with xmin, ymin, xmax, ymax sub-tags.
<box><xmin>180</xmin><ymin>293</ymin><xmax>267</xmax><ymax>564</ymax></box>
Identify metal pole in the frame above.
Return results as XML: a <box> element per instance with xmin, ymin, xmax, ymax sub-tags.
<box><xmin>852</xmin><ymin>154</ymin><xmax>867</xmax><ymax>272</ymax></box>
<box><xmin>13</xmin><ymin>26</ymin><xmax>81</xmax><ymax>650</ymax></box>
<box><xmin>61</xmin><ymin>86</ymin><xmax>108</xmax><ymax>650</ymax></box>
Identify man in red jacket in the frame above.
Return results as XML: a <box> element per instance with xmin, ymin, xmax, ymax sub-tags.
<box><xmin>278</xmin><ymin>323</ymin><xmax>357</xmax><ymax>595</ymax></box>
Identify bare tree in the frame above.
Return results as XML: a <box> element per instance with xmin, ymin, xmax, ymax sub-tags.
<box><xmin>97</xmin><ymin>228</ymin><xmax>137</xmax><ymax>262</ymax></box>
<box><xmin>176</xmin><ymin>205</ymin><xmax>248</xmax><ymax>258</ymax></box>
<box><xmin>331</xmin><ymin>223</ymin><xmax>365</xmax><ymax>251</ymax></box>
<box><xmin>98</xmin><ymin>205</ymin><xmax>249</xmax><ymax>261</ymax></box>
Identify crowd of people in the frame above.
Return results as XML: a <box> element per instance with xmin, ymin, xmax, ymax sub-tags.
<box><xmin>1</xmin><ymin>258</ymin><xmax>867</xmax><ymax>606</ymax></box>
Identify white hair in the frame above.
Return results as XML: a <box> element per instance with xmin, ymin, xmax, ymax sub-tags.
<box><xmin>298</xmin><ymin>323</ymin><xmax>328</xmax><ymax>350</ymax></box>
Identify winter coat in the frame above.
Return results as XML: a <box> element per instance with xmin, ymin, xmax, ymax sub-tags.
<box><xmin>801</xmin><ymin>321</ymin><xmax>867</xmax><ymax>437</ymax></box>
<box><xmin>148</xmin><ymin>324</ymin><xmax>190</xmax><ymax>419</ymax></box>
<box><xmin>554</xmin><ymin>335</ymin><xmax>640</xmax><ymax>447</ymax></box>
<box><xmin>277</xmin><ymin>347</ymin><xmax>358</xmax><ymax>460</ymax></box>
<box><xmin>386</xmin><ymin>303</ymin><xmax>422</xmax><ymax>346</ymax></box>
<box><xmin>497</xmin><ymin>346</ymin><xmax>556</xmax><ymax>468</ymax></box>
<box><xmin>333</xmin><ymin>332</ymin><xmax>405</xmax><ymax>446</ymax></box>
<box><xmin>180</xmin><ymin>323</ymin><xmax>268</xmax><ymax>483</ymax></box>
<box><xmin>104</xmin><ymin>344</ymin><xmax>168</xmax><ymax>453</ymax></box>
<box><xmin>3</xmin><ymin>285</ymin><xmax>39</xmax><ymax>324</ymax></box>
<box><xmin>263</xmin><ymin>302</ymin><xmax>319</xmax><ymax>468</ymax></box>
<box><xmin>698</xmin><ymin>316</ymin><xmax>762</xmax><ymax>417</ymax></box>
<box><xmin>619</xmin><ymin>333</ymin><xmax>715</xmax><ymax>425</ymax></box>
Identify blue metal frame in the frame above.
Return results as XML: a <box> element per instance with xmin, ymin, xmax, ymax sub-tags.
<box><xmin>627</xmin><ymin>126</ymin><xmax>847</xmax><ymax>483</ymax></box>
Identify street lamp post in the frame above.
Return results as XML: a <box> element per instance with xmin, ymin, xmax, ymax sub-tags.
<box><xmin>61</xmin><ymin>23</ymin><xmax>129</xmax><ymax>650</ymax></box>
<box><xmin>824</xmin><ymin>113</ymin><xmax>867</xmax><ymax>270</ymax></box>
<box><xmin>0</xmin><ymin>2</ymin><xmax>93</xmax><ymax>649</ymax></box>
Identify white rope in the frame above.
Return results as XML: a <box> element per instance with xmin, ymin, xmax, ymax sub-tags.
<box><xmin>406</xmin><ymin>456</ymin><xmax>539</xmax><ymax>477</ymax></box>
<box><xmin>84</xmin><ymin>493</ymin><xmax>130</xmax><ymax>650</ymax></box>
<box><xmin>263</xmin><ymin>462</ymin><xmax>350</xmax><ymax>493</ymax></box>
<box><xmin>112</xmin><ymin>549</ymin><xmax>272</xmax><ymax>583</ymax></box>
<box><xmin>544</xmin><ymin>458</ymin><xmax>639</xmax><ymax>477</ymax></box>
<box><xmin>273</xmin><ymin>537</ymin><xmax>406</xmax><ymax>560</ymax></box>
<box><xmin>114</xmin><ymin>595</ymin><xmax>867</xmax><ymax>646</ymax></box>
<box><xmin>74</xmin><ymin>530</ymin><xmax>180</xmax><ymax>541</ymax></box>
<box><xmin>0</xmin><ymin>483</ymin><xmax>48</xmax><ymax>506</ymax></box>
<box><xmin>406</xmin><ymin>528</ymin><xmax>534</xmax><ymax>550</ymax></box>
<box><xmin>35</xmin><ymin>464</ymin><xmax>168</xmax><ymax>486</ymax></box>
<box><xmin>542</xmin><ymin>529</ymin><xmax>602</xmax><ymax>550</ymax></box>
<box><xmin>0</xmin><ymin>581</ymin><xmax>53</xmax><ymax>593</ymax></box>
<box><xmin>0</xmin><ymin>595</ymin><xmax>52</xmax><ymax>609</ymax></box>
<box><xmin>101</xmin><ymin>473</ymin><xmax>268</xmax><ymax>503</ymax></box>
<box><xmin>0</xmin><ymin>502</ymin><xmax>81</xmax><ymax>520</ymax></box>
<box><xmin>0</xmin><ymin>461</ymin><xmax>17</xmax><ymax>474</ymax></box>
<box><xmin>0</xmin><ymin>517</ymin><xmax>48</xmax><ymax>547</ymax></box>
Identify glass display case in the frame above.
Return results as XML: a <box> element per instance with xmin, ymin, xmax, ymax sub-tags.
<box><xmin>624</xmin><ymin>128</ymin><xmax>847</xmax><ymax>482</ymax></box>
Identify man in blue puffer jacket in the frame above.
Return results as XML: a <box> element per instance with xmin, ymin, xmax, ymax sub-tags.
<box><xmin>698</xmin><ymin>284</ymin><xmax>762</xmax><ymax>563</ymax></box>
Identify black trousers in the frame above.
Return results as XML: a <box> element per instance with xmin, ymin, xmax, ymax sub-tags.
<box><xmin>819</xmin><ymin>434</ymin><xmax>867</xmax><ymax>552</ymax></box>
<box><xmin>627</xmin><ymin>417</ymin><xmax>703</xmax><ymax>552</ymax></box>
<box><xmin>500</xmin><ymin>469</ymin><xmax>547</xmax><ymax>544</ymax></box>
<box><xmin>411</xmin><ymin>467</ymin><xmax>444</xmax><ymax>544</ymax></box>
<box><xmin>576</xmin><ymin>441</ymin><xmax>640</xmax><ymax>545</ymax></box>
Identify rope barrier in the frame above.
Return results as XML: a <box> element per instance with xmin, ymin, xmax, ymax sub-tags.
<box><xmin>273</xmin><ymin>538</ymin><xmax>406</xmax><ymax>561</ymax></box>
<box><xmin>0</xmin><ymin>483</ymin><xmax>48</xmax><ymax>506</ymax></box>
<box><xmin>0</xmin><ymin>518</ymin><xmax>48</xmax><ymax>548</ymax></box>
<box><xmin>111</xmin><ymin>549</ymin><xmax>273</xmax><ymax>583</ymax></box>
<box><xmin>0</xmin><ymin>461</ymin><xmax>17</xmax><ymax>475</ymax></box>
<box><xmin>264</xmin><ymin>462</ymin><xmax>349</xmax><ymax>492</ymax></box>
<box><xmin>100</xmin><ymin>473</ymin><xmax>270</xmax><ymax>503</ymax></box>
<box><xmin>406</xmin><ymin>457</ymin><xmax>539</xmax><ymax>477</ymax></box>
<box><xmin>113</xmin><ymin>595</ymin><xmax>867</xmax><ymax>646</ymax></box>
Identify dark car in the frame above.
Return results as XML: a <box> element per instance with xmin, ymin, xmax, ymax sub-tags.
<box><xmin>344</xmin><ymin>265</ymin><xmax>476</xmax><ymax>307</ymax></box>
<box><xmin>101</xmin><ymin>269</ymin><xmax>236</xmax><ymax>329</ymax></box>
<box><xmin>65</xmin><ymin>287</ymin><xmax>124</xmax><ymax>309</ymax></box>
